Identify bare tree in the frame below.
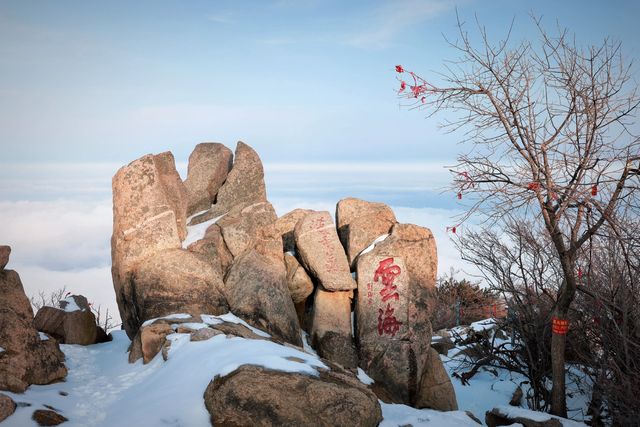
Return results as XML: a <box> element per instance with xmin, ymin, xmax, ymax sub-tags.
<box><xmin>398</xmin><ymin>15</ymin><xmax>640</xmax><ymax>416</ymax></box>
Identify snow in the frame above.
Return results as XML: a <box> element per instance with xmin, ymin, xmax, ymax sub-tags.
<box><xmin>0</xmin><ymin>346</ymin><xmax>4</xmax><ymax>353</ymax></box>
<box><xmin>492</xmin><ymin>405</ymin><xmax>587</xmax><ymax>426</ymax></box>
<box><xmin>357</xmin><ymin>368</ymin><xmax>374</xmax><ymax>385</ymax></box>
<box><xmin>1</xmin><ymin>314</ymin><xmax>591</xmax><ymax>426</ymax></box>
<box><xmin>285</xmin><ymin>250</ymin><xmax>296</xmax><ymax>256</ymax></box>
<box><xmin>2</xmin><ymin>318</ymin><xmax>327</xmax><ymax>426</ymax></box>
<box><xmin>38</xmin><ymin>332</ymin><xmax>49</xmax><ymax>341</ymax></box>
<box><xmin>60</xmin><ymin>296</ymin><xmax>83</xmax><ymax>312</ymax></box>
<box><xmin>181</xmin><ymin>214</ymin><xmax>225</xmax><ymax>249</ymax></box>
<box><xmin>379</xmin><ymin>402</ymin><xmax>480</xmax><ymax>426</ymax></box>
<box><xmin>141</xmin><ymin>313</ymin><xmax>192</xmax><ymax>327</ymax></box>
<box><xmin>469</xmin><ymin>318</ymin><xmax>497</xmax><ymax>332</ymax></box>
<box><xmin>202</xmin><ymin>312</ymin><xmax>271</xmax><ymax>338</ymax></box>
<box><xmin>358</xmin><ymin>233</ymin><xmax>389</xmax><ymax>258</ymax></box>
<box><xmin>301</xmin><ymin>331</ymin><xmax>317</xmax><ymax>356</ymax></box>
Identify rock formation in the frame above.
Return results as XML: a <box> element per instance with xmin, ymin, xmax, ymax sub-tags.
<box><xmin>355</xmin><ymin>222</ymin><xmax>443</xmax><ymax>406</ymax></box>
<box><xmin>0</xmin><ymin>247</ymin><xmax>67</xmax><ymax>393</ymax></box>
<box><xmin>110</xmin><ymin>141</ymin><xmax>457</xmax><ymax>415</ymax></box>
<box><xmin>0</xmin><ymin>393</ymin><xmax>16</xmax><ymax>423</ymax></box>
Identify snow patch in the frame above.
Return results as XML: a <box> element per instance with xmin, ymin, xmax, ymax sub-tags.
<box><xmin>207</xmin><ymin>312</ymin><xmax>271</xmax><ymax>338</ymax></box>
<box><xmin>470</xmin><ymin>318</ymin><xmax>496</xmax><ymax>332</ymax></box>
<box><xmin>301</xmin><ymin>331</ymin><xmax>317</xmax><ymax>356</ymax></box>
<box><xmin>141</xmin><ymin>313</ymin><xmax>192</xmax><ymax>327</ymax></box>
<box><xmin>357</xmin><ymin>368</ymin><xmax>374</xmax><ymax>385</ymax></box>
<box><xmin>491</xmin><ymin>405</ymin><xmax>587</xmax><ymax>426</ymax></box>
<box><xmin>38</xmin><ymin>332</ymin><xmax>49</xmax><ymax>341</ymax></box>
<box><xmin>358</xmin><ymin>234</ymin><xmax>389</xmax><ymax>258</ymax></box>
<box><xmin>0</xmin><ymin>346</ymin><xmax>4</xmax><ymax>353</ymax></box>
<box><xmin>171</xmin><ymin>322</ymin><xmax>209</xmax><ymax>331</ymax></box>
<box><xmin>60</xmin><ymin>296</ymin><xmax>83</xmax><ymax>312</ymax></box>
<box><xmin>181</xmin><ymin>214</ymin><xmax>226</xmax><ymax>249</ymax></box>
<box><xmin>379</xmin><ymin>402</ymin><xmax>480</xmax><ymax>426</ymax></box>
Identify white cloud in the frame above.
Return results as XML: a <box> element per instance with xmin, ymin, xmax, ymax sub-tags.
<box><xmin>345</xmin><ymin>0</ymin><xmax>453</xmax><ymax>49</ymax></box>
<box><xmin>206</xmin><ymin>12</ymin><xmax>235</xmax><ymax>24</ymax></box>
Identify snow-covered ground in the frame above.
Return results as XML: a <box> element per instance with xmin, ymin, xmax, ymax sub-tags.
<box><xmin>2</xmin><ymin>315</ymin><xmax>589</xmax><ymax>426</ymax></box>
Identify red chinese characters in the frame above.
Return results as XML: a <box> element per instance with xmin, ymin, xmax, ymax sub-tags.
<box><xmin>378</xmin><ymin>303</ymin><xmax>402</xmax><ymax>337</ymax></box>
<box><xmin>372</xmin><ymin>257</ymin><xmax>403</xmax><ymax>336</ymax></box>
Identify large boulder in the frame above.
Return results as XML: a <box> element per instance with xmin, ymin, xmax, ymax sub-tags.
<box><xmin>122</xmin><ymin>249</ymin><xmax>228</xmax><ymax>338</ymax></box>
<box><xmin>275</xmin><ymin>208</ymin><xmax>315</xmax><ymax>252</ymax></box>
<box><xmin>415</xmin><ymin>348</ymin><xmax>458</xmax><ymax>411</ymax></box>
<box><xmin>310</xmin><ymin>288</ymin><xmax>357</xmax><ymax>369</ymax></box>
<box><xmin>223</xmin><ymin>250</ymin><xmax>302</xmax><ymax>346</ymax></box>
<box><xmin>0</xmin><ymin>268</ymin><xmax>67</xmax><ymax>393</ymax></box>
<box><xmin>294</xmin><ymin>211</ymin><xmax>356</xmax><ymax>291</ymax></box>
<box><xmin>335</xmin><ymin>197</ymin><xmax>397</xmax><ymax>267</ymax></box>
<box><xmin>203</xmin><ymin>365</ymin><xmax>382</xmax><ymax>427</ymax></box>
<box><xmin>190</xmin><ymin>142</ymin><xmax>267</xmax><ymax>224</ymax></box>
<box><xmin>183</xmin><ymin>142</ymin><xmax>233</xmax><ymax>216</ymax></box>
<box><xmin>33</xmin><ymin>295</ymin><xmax>98</xmax><ymax>345</ymax></box>
<box><xmin>356</xmin><ymin>223</ymin><xmax>442</xmax><ymax>405</ymax></box>
<box><xmin>0</xmin><ymin>393</ymin><xmax>16</xmax><ymax>423</ymax></box>
<box><xmin>111</xmin><ymin>152</ymin><xmax>188</xmax><ymax>334</ymax></box>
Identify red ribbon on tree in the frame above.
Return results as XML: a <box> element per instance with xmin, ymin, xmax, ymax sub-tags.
<box><xmin>591</xmin><ymin>185</ymin><xmax>598</xmax><ymax>196</ymax></box>
<box><xmin>395</xmin><ymin>65</ymin><xmax>404</xmax><ymax>73</ymax></box>
<box><xmin>552</xmin><ymin>317</ymin><xmax>569</xmax><ymax>335</ymax></box>
<box><xmin>527</xmin><ymin>182</ymin><xmax>540</xmax><ymax>191</ymax></box>
<box><xmin>399</xmin><ymin>81</ymin><xmax>406</xmax><ymax>93</ymax></box>
<box><xmin>457</xmin><ymin>192</ymin><xmax>462</xmax><ymax>200</ymax></box>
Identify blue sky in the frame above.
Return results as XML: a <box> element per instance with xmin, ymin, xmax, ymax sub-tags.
<box><xmin>1</xmin><ymin>0</ymin><xmax>638</xmax><ymax>322</ymax></box>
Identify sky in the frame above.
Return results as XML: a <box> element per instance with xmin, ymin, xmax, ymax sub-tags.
<box><xmin>1</xmin><ymin>0</ymin><xmax>639</xmax><ymax>325</ymax></box>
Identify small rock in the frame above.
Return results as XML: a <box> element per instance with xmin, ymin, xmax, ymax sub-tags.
<box><xmin>190</xmin><ymin>328</ymin><xmax>222</xmax><ymax>342</ymax></box>
<box><xmin>284</xmin><ymin>253</ymin><xmax>314</xmax><ymax>304</ymax></box>
<box><xmin>415</xmin><ymin>348</ymin><xmax>458</xmax><ymax>411</ymax></box>
<box><xmin>32</xmin><ymin>409</ymin><xmax>68</xmax><ymax>426</ymax></box>
<box><xmin>0</xmin><ymin>393</ymin><xmax>16</xmax><ymax>423</ymax></box>
<box><xmin>509</xmin><ymin>386</ymin><xmax>523</xmax><ymax>406</ymax></box>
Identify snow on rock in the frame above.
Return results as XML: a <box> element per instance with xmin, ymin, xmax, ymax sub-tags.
<box><xmin>379</xmin><ymin>402</ymin><xmax>479</xmax><ymax>426</ymax></box>
<box><xmin>358</xmin><ymin>233</ymin><xmax>389</xmax><ymax>258</ymax></box>
<box><xmin>357</xmin><ymin>368</ymin><xmax>374</xmax><ymax>385</ymax></box>
<box><xmin>202</xmin><ymin>312</ymin><xmax>271</xmax><ymax>338</ymax></box>
<box><xmin>181</xmin><ymin>213</ymin><xmax>225</xmax><ymax>248</ymax></box>
<box><xmin>38</xmin><ymin>332</ymin><xmax>49</xmax><ymax>341</ymax></box>
<box><xmin>141</xmin><ymin>313</ymin><xmax>192</xmax><ymax>327</ymax></box>
<box><xmin>0</xmin><ymin>346</ymin><xmax>4</xmax><ymax>353</ymax></box>
<box><xmin>59</xmin><ymin>296</ymin><xmax>83</xmax><ymax>312</ymax></box>
<box><xmin>489</xmin><ymin>405</ymin><xmax>587</xmax><ymax>426</ymax></box>
<box><xmin>469</xmin><ymin>318</ymin><xmax>497</xmax><ymax>332</ymax></box>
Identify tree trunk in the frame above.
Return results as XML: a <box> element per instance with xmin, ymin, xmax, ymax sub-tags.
<box><xmin>550</xmin><ymin>309</ymin><xmax>568</xmax><ymax>418</ymax></box>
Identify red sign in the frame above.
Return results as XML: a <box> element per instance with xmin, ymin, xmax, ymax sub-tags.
<box><xmin>552</xmin><ymin>317</ymin><xmax>569</xmax><ymax>335</ymax></box>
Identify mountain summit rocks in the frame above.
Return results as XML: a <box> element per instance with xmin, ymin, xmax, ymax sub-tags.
<box><xmin>110</xmin><ymin>141</ymin><xmax>457</xmax><ymax>414</ymax></box>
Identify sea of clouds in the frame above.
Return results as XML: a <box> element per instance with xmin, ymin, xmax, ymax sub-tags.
<box><xmin>0</xmin><ymin>160</ymin><xmax>472</xmax><ymax>327</ymax></box>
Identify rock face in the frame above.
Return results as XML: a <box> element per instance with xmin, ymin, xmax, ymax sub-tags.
<box><xmin>32</xmin><ymin>409</ymin><xmax>68</xmax><ymax>426</ymax></box>
<box><xmin>0</xmin><ymin>246</ymin><xmax>10</xmax><ymax>271</ymax></box>
<box><xmin>111</xmin><ymin>152</ymin><xmax>189</xmax><ymax>336</ymax></box>
<box><xmin>183</xmin><ymin>143</ymin><xmax>233</xmax><ymax>216</ymax></box>
<box><xmin>356</xmin><ymin>223</ymin><xmax>449</xmax><ymax>407</ymax></box>
<box><xmin>186</xmin><ymin>223</ymin><xmax>234</xmax><ymax>276</ymax></box>
<box><xmin>190</xmin><ymin>141</ymin><xmax>267</xmax><ymax>224</ymax></box>
<box><xmin>0</xmin><ymin>393</ymin><xmax>16</xmax><ymax>423</ymax></box>
<box><xmin>284</xmin><ymin>253</ymin><xmax>314</xmax><ymax>305</ymax></box>
<box><xmin>294</xmin><ymin>211</ymin><xmax>356</xmax><ymax>292</ymax></box>
<box><xmin>203</xmin><ymin>365</ymin><xmax>383</xmax><ymax>427</ymax></box>
<box><xmin>336</xmin><ymin>198</ymin><xmax>397</xmax><ymax>267</ymax></box>
<box><xmin>128</xmin><ymin>249</ymin><xmax>228</xmax><ymax>336</ymax></box>
<box><xmin>224</xmin><ymin>251</ymin><xmax>302</xmax><ymax>346</ymax></box>
<box><xmin>310</xmin><ymin>288</ymin><xmax>357</xmax><ymax>368</ymax></box>
<box><xmin>0</xmin><ymin>268</ymin><xmax>67</xmax><ymax>393</ymax></box>
<box><xmin>415</xmin><ymin>348</ymin><xmax>458</xmax><ymax>411</ymax></box>
<box><xmin>275</xmin><ymin>208</ymin><xmax>315</xmax><ymax>252</ymax></box>
<box><xmin>33</xmin><ymin>295</ymin><xmax>98</xmax><ymax>345</ymax></box>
